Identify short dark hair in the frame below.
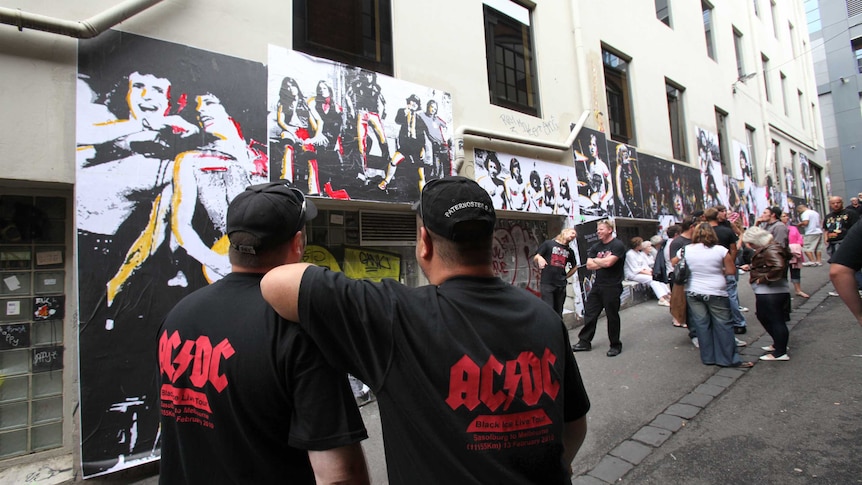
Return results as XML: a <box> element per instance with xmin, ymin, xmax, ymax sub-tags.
<box><xmin>425</xmin><ymin>220</ymin><xmax>492</xmax><ymax>266</ymax></box>
<box><xmin>666</xmin><ymin>224</ymin><xmax>680</xmax><ymax>238</ymax></box>
<box><xmin>770</xmin><ymin>206</ymin><xmax>782</xmax><ymax>218</ymax></box>
<box><xmin>680</xmin><ymin>216</ymin><xmax>695</xmax><ymax>231</ymax></box>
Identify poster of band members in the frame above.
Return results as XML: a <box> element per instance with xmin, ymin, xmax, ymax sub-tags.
<box><xmin>800</xmin><ymin>154</ymin><xmax>813</xmax><ymax>202</ymax></box>
<box><xmin>76</xmin><ymin>30</ymin><xmax>267</xmax><ymax>477</ymax></box>
<box><xmin>268</xmin><ymin>46</ymin><xmax>453</xmax><ymax>203</ymax></box>
<box><xmin>638</xmin><ymin>153</ymin><xmax>672</xmax><ymax>220</ymax></box>
<box><xmin>695</xmin><ymin>126</ymin><xmax>730</xmax><ymax>208</ymax></box>
<box><xmin>572</xmin><ymin>128</ymin><xmax>614</xmax><ymax>221</ymax></box>
<box><xmin>732</xmin><ymin>139</ymin><xmax>757</xmax><ymax>226</ymax></box>
<box><xmin>473</xmin><ymin>149</ymin><xmax>581</xmax><ymax>225</ymax></box>
<box><xmin>608</xmin><ymin>142</ymin><xmax>644</xmax><ymax>218</ymax></box>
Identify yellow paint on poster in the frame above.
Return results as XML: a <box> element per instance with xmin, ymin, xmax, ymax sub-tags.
<box><xmin>343</xmin><ymin>247</ymin><xmax>400</xmax><ymax>282</ymax></box>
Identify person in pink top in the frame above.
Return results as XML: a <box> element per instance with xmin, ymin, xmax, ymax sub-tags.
<box><xmin>781</xmin><ymin>212</ymin><xmax>809</xmax><ymax>298</ymax></box>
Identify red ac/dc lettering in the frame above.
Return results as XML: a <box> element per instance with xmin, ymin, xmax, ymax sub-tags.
<box><xmin>158</xmin><ymin>330</ymin><xmax>235</xmax><ymax>393</ymax></box>
<box><xmin>445</xmin><ymin>349</ymin><xmax>560</xmax><ymax>412</ymax></box>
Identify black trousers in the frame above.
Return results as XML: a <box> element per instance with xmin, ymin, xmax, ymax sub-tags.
<box><xmin>540</xmin><ymin>283</ymin><xmax>567</xmax><ymax>317</ymax></box>
<box><xmin>578</xmin><ymin>284</ymin><xmax>623</xmax><ymax>348</ymax></box>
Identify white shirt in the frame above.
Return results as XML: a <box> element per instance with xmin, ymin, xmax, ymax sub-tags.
<box><xmin>624</xmin><ymin>249</ymin><xmax>650</xmax><ymax>280</ymax></box>
<box><xmin>679</xmin><ymin>243</ymin><xmax>728</xmax><ymax>297</ymax></box>
<box><xmin>800</xmin><ymin>209</ymin><xmax>822</xmax><ymax>235</ymax></box>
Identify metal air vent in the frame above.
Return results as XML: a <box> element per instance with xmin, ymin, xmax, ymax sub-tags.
<box><xmin>360</xmin><ymin>211</ymin><xmax>417</xmax><ymax>246</ymax></box>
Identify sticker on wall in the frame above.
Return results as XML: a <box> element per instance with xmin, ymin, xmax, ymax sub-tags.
<box><xmin>0</xmin><ymin>322</ymin><xmax>30</xmax><ymax>350</ymax></box>
<box><xmin>33</xmin><ymin>296</ymin><xmax>64</xmax><ymax>321</ymax></box>
<box><xmin>32</xmin><ymin>345</ymin><xmax>64</xmax><ymax>373</ymax></box>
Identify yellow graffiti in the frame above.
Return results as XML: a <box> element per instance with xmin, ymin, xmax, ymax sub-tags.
<box><xmin>343</xmin><ymin>247</ymin><xmax>400</xmax><ymax>282</ymax></box>
<box><xmin>302</xmin><ymin>245</ymin><xmax>342</xmax><ymax>272</ymax></box>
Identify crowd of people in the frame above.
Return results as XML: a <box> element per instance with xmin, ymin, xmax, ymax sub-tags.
<box><xmin>155</xmin><ymin>169</ymin><xmax>862</xmax><ymax>482</ymax></box>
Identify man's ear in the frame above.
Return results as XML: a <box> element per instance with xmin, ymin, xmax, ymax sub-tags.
<box><xmin>288</xmin><ymin>230</ymin><xmax>307</xmax><ymax>264</ymax></box>
<box><xmin>417</xmin><ymin>226</ymin><xmax>432</xmax><ymax>260</ymax></box>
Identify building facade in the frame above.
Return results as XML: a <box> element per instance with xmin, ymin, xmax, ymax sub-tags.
<box><xmin>806</xmin><ymin>0</ymin><xmax>862</xmax><ymax>201</ymax></box>
<box><xmin>0</xmin><ymin>0</ymin><xmax>823</xmax><ymax>481</ymax></box>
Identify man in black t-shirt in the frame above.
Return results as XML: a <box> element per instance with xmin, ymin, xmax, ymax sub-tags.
<box><xmin>829</xmin><ymin>220</ymin><xmax>862</xmax><ymax>326</ymax></box>
<box><xmin>534</xmin><ymin>227</ymin><xmax>578</xmax><ymax>317</ymax></box>
<box><xmin>823</xmin><ymin>196</ymin><xmax>859</xmax><ymax>262</ymax></box>
<box><xmin>263</xmin><ymin>177</ymin><xmax>590</xmax><ymax>484</ymax></box>
<box><xmin>706</xmin><ymin>206</ymin><xmax>748</xmax><ymax>334</ymax></box>
<box><xmin>159</xmin><ymin>181</ymin><xmax>369</xmax><ymax>484</ymax></box>
<box><xmin>572</xmin><ymin>220</ymin><xmax>627</xmax><ymax>357</ymax></box>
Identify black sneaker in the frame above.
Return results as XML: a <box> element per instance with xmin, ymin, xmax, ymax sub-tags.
<box><xmin>572</xmin><ymin>341</ymin><xmax>592</xmax><ymax>352</ymax></box>
<box><xmin>606</xmin><ymin>347</ymin><xmax>622</xmax><ymax>357</ymax></box>
<box><xmin>733</xmin><ymin>326</ymin><xmax>747</xmax><ymax>335</ymax></box>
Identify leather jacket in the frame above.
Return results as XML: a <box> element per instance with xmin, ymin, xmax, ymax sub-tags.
<box><xmin>749</xmin><ymin>242</ymin><xmax>790</xmax><ymax>284</ymax></box>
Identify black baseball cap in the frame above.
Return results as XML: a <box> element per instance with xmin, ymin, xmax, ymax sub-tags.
<box><xmin>226</xmin><ymin>180</ymin><xmax>317</xmax><ymax>254</ymax></box>
<box><xmin>412</xmin><ymin>176</ymin><xmax>496</xmax><ymax>241</ymax></box>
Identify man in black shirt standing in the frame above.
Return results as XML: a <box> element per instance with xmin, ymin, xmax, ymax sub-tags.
<box><xmin>534</xmin><ymin>228</ymin><xmax>578</xmax><ymax>317</ymax></box>
<box><xmin>823</xmin><ymin>196</ymin><xmax>859</xmax><ymax>262</ymax></box>
<box><xmin>706</xmin><ymin>207</ymin><xmax>748</xmax><ymax>336</ymax></box>
<box><xmin>572</xmin><ymin>219</ymin><xmax>627</xmax><ymax>357</ymax></box>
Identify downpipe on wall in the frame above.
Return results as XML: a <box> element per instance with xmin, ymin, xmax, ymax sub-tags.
<box><xmin>0</xmin><ymin>0</ymin><xmax>163</xmax><ymax>39</ymax></box>
<box><xmin>453</xmin><ymin>109</ymin><xmax>591</xmax><ymax>174</ymax></box>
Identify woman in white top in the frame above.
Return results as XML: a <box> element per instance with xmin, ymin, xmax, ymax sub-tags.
<box><xmin>681</xmin><ymin>223</ymin><xmax>753</xmax><ymax>368</ymax></box>
<box><xmin>625</xmin><ymin>237</ymin><xmax>671</xmax><ymax>306</ymax></box>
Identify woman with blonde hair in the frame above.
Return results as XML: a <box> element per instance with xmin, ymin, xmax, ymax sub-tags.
<box><xmin>681</xmin><ymin>223</ymin><xmax>753</xmax><ymax>367</ymax></box>
<box><xmin>742</xmin><ymin>226</ymin><xmax>793</xmax><ymax>361</ymax></box>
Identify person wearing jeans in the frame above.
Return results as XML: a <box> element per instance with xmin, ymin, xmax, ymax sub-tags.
<box><xmin>683</xmin><ymin>223</ymin><xmax>752</xmax><ymax>368</ymax></box>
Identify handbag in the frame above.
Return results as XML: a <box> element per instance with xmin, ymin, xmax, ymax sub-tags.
<box><xmin>672</xmin><ymin>246</ymin><xmax>690</xmax><ymax>285</ymax></box>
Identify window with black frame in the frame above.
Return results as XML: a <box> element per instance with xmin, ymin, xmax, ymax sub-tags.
<box><xmin>293</xmin><ymin>0</ymin><xmax>393</xmax><ymax>76</ymax></box>
<box><xmin>603</xmin><ymin>47</ymin><xmax>635</xmax><ymax>145</ymax></box>
<box><xmin>483</xmin><ymin>3</ymin><xmax>539</xmax><ymax>117</ymax></box>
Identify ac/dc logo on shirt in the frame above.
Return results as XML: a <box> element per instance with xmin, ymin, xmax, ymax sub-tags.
<box><xmin>445</xmin><ymin>350</ymin><xmax>560</xmax><ymax>412</ymax></box>
<box><xmin>159</xmin><ymin>330</ymin><xmax>235</xmax><ymax>393</ymax></box>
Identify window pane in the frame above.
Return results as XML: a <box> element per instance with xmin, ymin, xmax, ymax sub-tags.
<box><xmin>294</xmin><ymin>0</ymin><xmax>393</xmax><ymax>75</ymax></box>
<box><xmin>32</xmin><ymin>371</ymin><xmax>62</xmax><ymax>398</ymax></box>
<box><xmin>30</xmin><ymin>422</ymin><xmax>62</xmax><ymax>451</ymax></box>
<box><xmin>0</xmin><ymin>402</ymin><xmax>28</xmax><ymax>430</ymax></box>
<box><xmin>0</xmin><ymin>429</ymin><xmax>27</xmax><ymax>458</ymax></box>
<box><xmin>484</xmin><ymin>4</ymin><xmax>538</xmax><ymax>115</ymax></box>
<box><xmin>31</xmin><ymin>396</ymin><xmax>62</xmax><ymax>424</ymax></box>
<box><xmin>0</xmin><ymin>375</ymin><xmax>28</xmax><ymax>403</ymax></box>
<box><xmin>702</xmin><ymin>2</ymin><xmax>714</xmax><ymax>59</ymax></box>
<box><xmin>655</xmin><ymin>0</ymin><xmax>671</xmax><ymax>26</ymax></box>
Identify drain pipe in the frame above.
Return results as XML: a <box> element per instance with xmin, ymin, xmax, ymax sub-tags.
<box><xmin>453</xmin><ymin>109</ymin><xmax>590</xmax><ymax>173</ymax></box>
<box><xmin>0</xmin><ymin>0</ymin><xmax>163</xmax><ymax>39</ymax></box>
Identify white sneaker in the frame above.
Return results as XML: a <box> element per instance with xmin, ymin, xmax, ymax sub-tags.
<box><xmin>759</xmin><ymin>353</ymin><xmax>789</xmax><ymax>361</ymax></box>
<box><xmin>735</xmin><ymin>337</ymin><xmax>747</xmax><ymax>347</ymax></box>
<box><xmin>828</xmin><ymin>291</ymin><xmax>839</xmax><ymax>297</ymax></box>
<box><xmin>738</xmin><ymin>306</ymin><xmax>749</xmax><ymax>312</ymax></box>
<box><xmin>691</xmin><ymin>337</ymin><xmax>699</xmax><ymax>348</ymax></box>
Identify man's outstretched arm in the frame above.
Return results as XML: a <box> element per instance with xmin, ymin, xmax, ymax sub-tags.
<box><xmin>562</xmin><ymin>417</ymin><xmax>587</xmax><ymax>477</ymax></box>
<box><xmin>829</xmin><ymin>263</ymin><xmax>862</xmax><ymax>326</ymax></box>
<box><xmin>309</xmin><ymin>443</ymin><xmax>371</xmax><ymax>485</ymax></box>
<box><xmin>261</xmin><ymin>263</ymin><xmax>314</xmax><ymax>322</ymax></box>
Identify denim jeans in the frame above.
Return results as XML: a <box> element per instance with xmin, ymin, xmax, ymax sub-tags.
<box><xmin>686</xmin><ymin>292</ymin><xmax>740</xmax><ymax>367</ymax></box>
<box><xmin>725</xmin><ymin>274</ymin><xmax>746</xmax><ymax>327</ymax></box>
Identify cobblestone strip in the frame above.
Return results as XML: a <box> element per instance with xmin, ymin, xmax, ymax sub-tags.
<box><xmin>571</xmin><ymin>286</ymin><xmax>831</xmax><ymax>484</ymax></box>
